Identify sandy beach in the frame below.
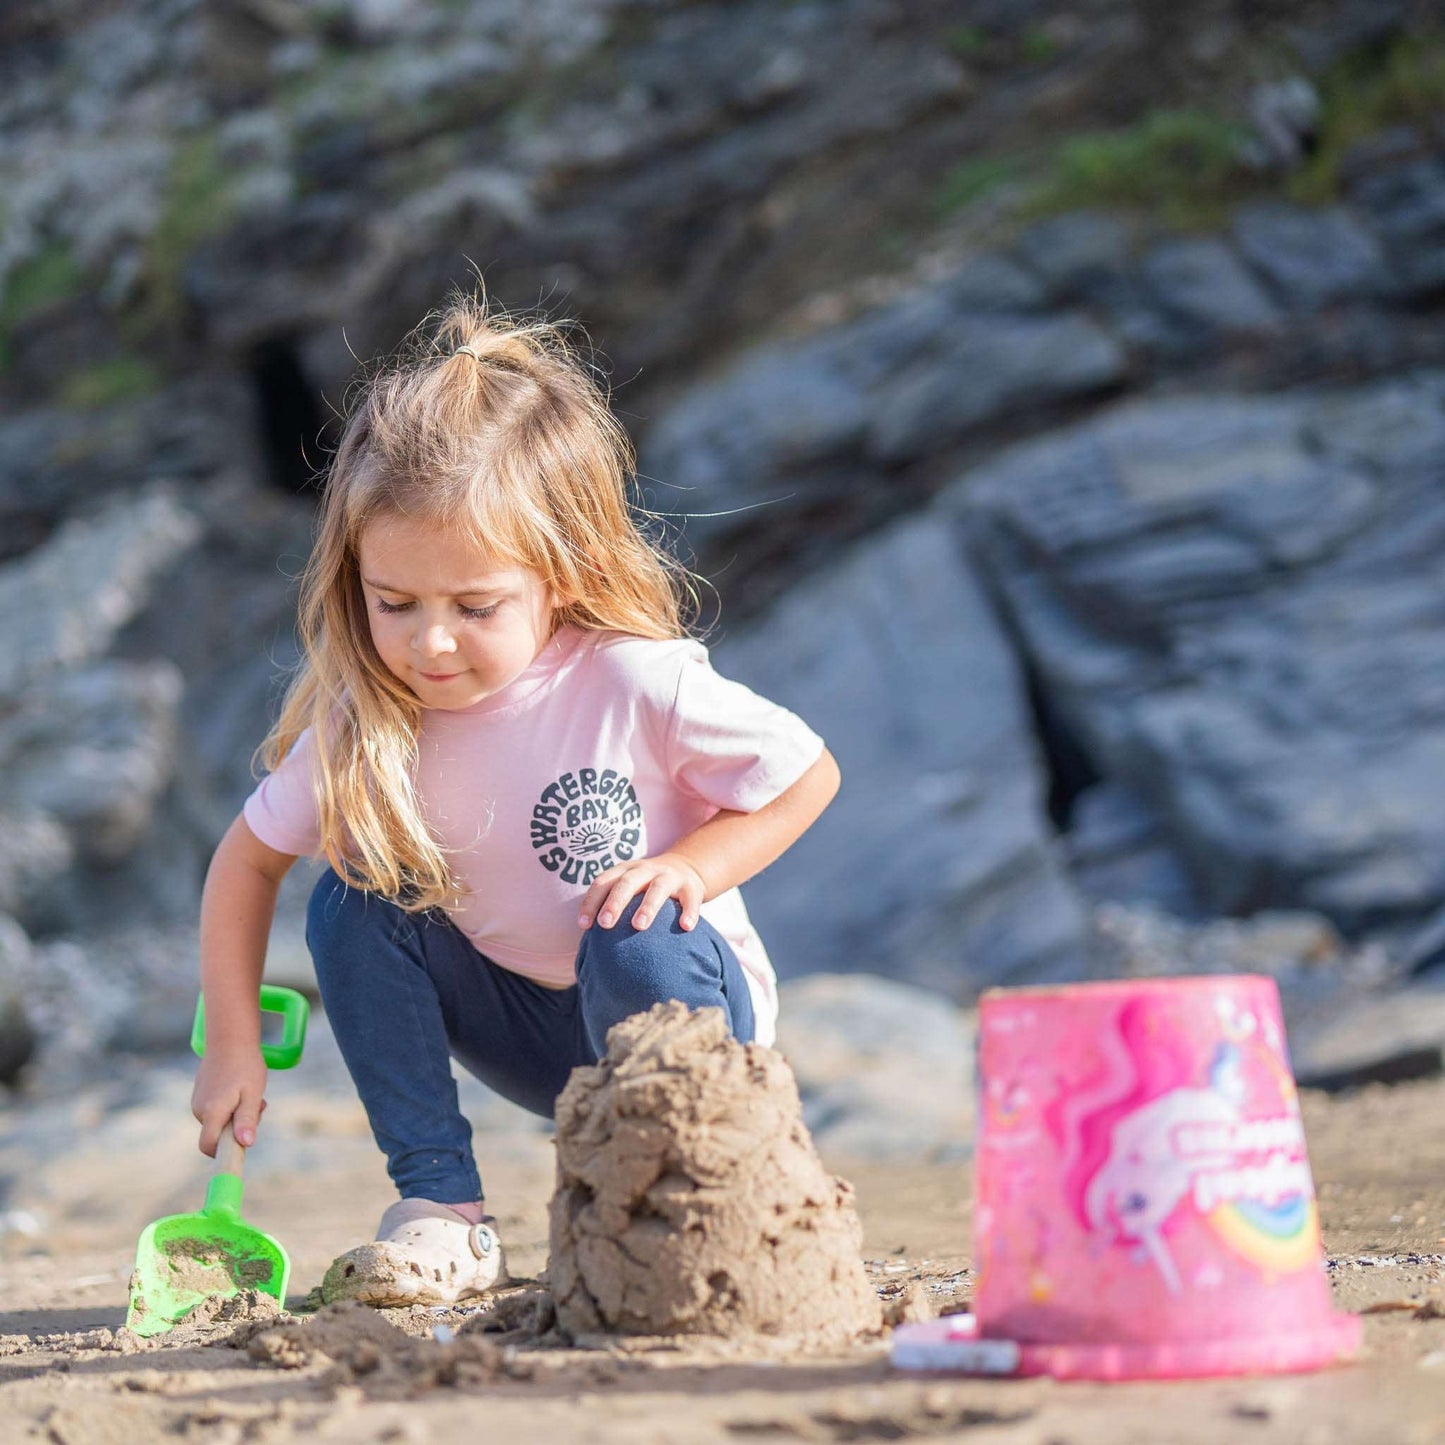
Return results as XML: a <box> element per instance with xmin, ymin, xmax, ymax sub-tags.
<box><xmin>0</xmin><ymin>1038</ymin><xmax>1440</xmax><ymax>1445</ymax></box>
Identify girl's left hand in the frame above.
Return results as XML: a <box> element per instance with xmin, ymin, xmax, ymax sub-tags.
<box><xmin>578</xmin><ymin>853</ymin><xmax>707</xmax><ymax>932</ymax></box>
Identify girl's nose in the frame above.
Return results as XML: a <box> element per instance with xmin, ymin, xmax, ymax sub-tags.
<box><xmin>414</xmin><ymin>621</ymin><xmax>458</xmax><ymax>657</ymax></box>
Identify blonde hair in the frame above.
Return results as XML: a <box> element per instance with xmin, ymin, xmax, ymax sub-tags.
<box><xmin>262</xmin><ymin>291</ymin><xmax>699</xmax><ymax>908</ymax></box>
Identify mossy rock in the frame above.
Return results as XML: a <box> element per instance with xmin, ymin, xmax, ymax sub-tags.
<box><xmin>1291</xmin><ymin>27</ymin><xmax>1445</xmax><ymax>205</ymax></box>
<box><xmin>134</xmin><ymin>131</ymin><xmax>237</xmax><ymax>333</ymax></box>
<box><xmin>58</xmin><ymin>355</ymin><xmax>164</xmax><ymax>411</ymax></box>
<box><xmin>0</xmin><ymin>244</ymin><xmax>87</xmax><ymax>369</ymax></box>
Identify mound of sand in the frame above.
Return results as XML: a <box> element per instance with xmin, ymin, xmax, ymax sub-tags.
<box><xmin>548</xmin><ymin>1002</ymin><xmax>883</xmax><ymax>1344</ymax></box>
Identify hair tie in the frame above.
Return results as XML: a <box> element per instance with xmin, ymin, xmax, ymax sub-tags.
<box><xmin>453</xmin><ymin>344</ymin><xmax>483</xmax><ymax>362</ymax></box>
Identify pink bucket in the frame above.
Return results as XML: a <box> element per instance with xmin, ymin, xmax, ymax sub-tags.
<box><xmin>893</xmin><ymin>975</ymin><xmax>1360</xmax><ymax>1380</ymax></box>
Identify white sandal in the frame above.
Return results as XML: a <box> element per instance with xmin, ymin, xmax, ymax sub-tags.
<box><xmin>320</xmin><ymin>1198</ymin><xmax>509</xmax><ymax>1307</ymax></box>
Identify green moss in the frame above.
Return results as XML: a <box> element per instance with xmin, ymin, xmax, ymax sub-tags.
<box><xmin>2</xmin><ymin>244</ymin><xmax>85</xmax><ymax>328</ymax></box>
<box><xmin>934</xmin><ymin>153</ymin><xmax>1028</xmax><ymax>217</ymax></box>
<box><xmin>139</xmin><ymin>131</ymin><xmax>236</xmax><ymax>329</ymax></box>
<box><xmin>942</xmin><ymin>23</ymin><xmax>990</xmax><ymax>59</ymax></box>
<box><xmin>58</xmin><ymin>354</ymin><xmax>163</xmax><ymax>410</ymax></box>
<box><xmin>1025</xmin><ymin>110</ymin><xmax>1258</xmax><ymax>229</ymax></box>
<box><xmin>932</xmin><ymin>108</ymin><xmax>1265</xmax><ymax>232</ymax></box>
<box><xmin>920</xmin><ymin>23</ymin><xmax>1445</xmax><ymax>251</ymax></box>
<box><xmin>1019</xmin><ymin>26</ymin><xmax>1061</xmax><ymax>66</ymax></box>
<box><xmin>278</xmin><ymin>45</ymin><xmax>385</xmax><ymax>126</ymax></box>
<box><xmin>1290</xmin><ymin>28</ymin><xmax>1445</xmax><ymax>204</ymax></box>
<box><xmin>0</xmin><ymin>243</ymin><xmax>87</xmax><ymax>373</ymax></box>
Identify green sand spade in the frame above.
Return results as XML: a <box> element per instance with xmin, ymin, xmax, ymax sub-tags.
<box><xmin>125</xmin><ymin>984</ymin><xmax>309</xmax><ymax>1338</ymax></box>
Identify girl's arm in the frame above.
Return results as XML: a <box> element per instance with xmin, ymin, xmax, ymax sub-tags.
<box><xmin>191</xmin><ymin>814</ymin><xmax>298</xmax><ymax>1156</ymax></box>
<box><xmin>578</xmin><ymin>747</ymin><xmax>841</xmax><ymax>932</ymax></box>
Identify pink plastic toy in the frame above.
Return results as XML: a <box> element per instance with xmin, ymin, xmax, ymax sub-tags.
<box><xmin>892</xmin><ymin>975</ymin><xmax>1360</xmax><ymax>1380</ymax></box>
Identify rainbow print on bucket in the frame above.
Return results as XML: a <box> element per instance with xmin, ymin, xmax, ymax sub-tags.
<box><xmin>893</xmin><ymin>974</ymin><xmax>1360</xmax><ymax>1381</ymax></box>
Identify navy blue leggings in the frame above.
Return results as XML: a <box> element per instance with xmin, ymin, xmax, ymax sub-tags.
<box><xmin>305</xmin><ymin>869</ymin><xmax>755</xmax><ymax>1203</ymax></box>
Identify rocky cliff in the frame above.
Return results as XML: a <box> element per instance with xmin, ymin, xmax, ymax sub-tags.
<box><xmin>1</xmin><ymin>0</ymin><xmax>1442</xmax><ymax>1080</ymax></box>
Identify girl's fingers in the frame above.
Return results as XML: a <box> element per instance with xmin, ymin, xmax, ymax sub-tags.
<box><xmin>632</xmin><ymin>876</ymin><xmax>676</xmax><ymax>931</ymax></box>
<box><xmin>233</xmin><ymin>1095</ymin><xmax>264</xmax><ymax>1148</ymax></box>
<box><xmin>198</xmin><ymin>1113</ymin><xmax>222</xmax><ymax>1158</ymax></box>
<box><xmin>596</xmin><ymin>877</ymin><xmax>643</xmax><ymax>929</ymax></box>
<box><xmin>579</xmin><ymin>857</ymin><xmax>703</xmax><ymax>930</ymax></box>
<box><xmin>679</xmin><ymin>879</ymin><xmax>702</xmax><ymax>930</ymax></box>
<box><xmin>578</xmin><ymin>869</ymin><xmax>625</xmax><ymax>927</ymax></box>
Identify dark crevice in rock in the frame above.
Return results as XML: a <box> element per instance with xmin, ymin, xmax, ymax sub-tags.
<box><xmin>249</xmin><ymin>336</ymin><xmax>327</xmax><ymax>496</ymax></box>
<box><xmin>1020</xmin><ymin>654</ymin><xmax>1101</xmax><ymax>830</ymax></box>
<box><xmin>966</xmin><ymin>521</ymin><xmax>1104</xmax><ymax>833</ymax></box>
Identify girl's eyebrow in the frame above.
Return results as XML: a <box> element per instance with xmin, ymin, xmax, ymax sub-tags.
<box><xmin>361</xmin><ymin>575</ymin><xmax>511</xmax><ymax>597</ymax></box>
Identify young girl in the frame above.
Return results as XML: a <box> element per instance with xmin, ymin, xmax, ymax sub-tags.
<box><xmin>190</xmin><ymin>296</ymin><xmax>840</xmax><ymax>1307</ymax></box>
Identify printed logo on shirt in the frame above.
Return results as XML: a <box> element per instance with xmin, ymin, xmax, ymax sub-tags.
<box><xmin>529</xmin><ymin>768</ymin><xmax>644</xmax><ymax>886</ymax></box>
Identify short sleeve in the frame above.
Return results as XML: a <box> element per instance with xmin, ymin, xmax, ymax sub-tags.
<box><xmin>666</xmin><ymin>647</ymin><xmax>825</xmax><ymax>812</ymax></box>
<box><xmin>242</xmin><ymin>728</ymin><xmax>323</xmax><ymax>857</ymax></box>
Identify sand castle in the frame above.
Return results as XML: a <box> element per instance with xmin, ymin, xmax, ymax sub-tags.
<box><xmin>548</xmin><ymin>1001</ymin><xmax>882</xmax><ymax>1344</ymax></box>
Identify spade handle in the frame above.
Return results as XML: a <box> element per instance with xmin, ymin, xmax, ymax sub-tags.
<box><xmin>215</xmin><ymin>1121</ymin><xmax>246</xmax><ymax>1180</ymax></box>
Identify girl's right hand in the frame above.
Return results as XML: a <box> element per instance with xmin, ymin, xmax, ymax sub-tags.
<box><xmin>190</xmin><ymin>1045</ymin><xmax>269</xmax><ymax>1157</ymax></box>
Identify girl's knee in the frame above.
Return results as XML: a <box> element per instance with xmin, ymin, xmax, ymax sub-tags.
<box><xmin>582</xmin><ymin>895</ymin><xmax>680</xmax><ymax>951</ymax></box>
<box><xmin>577</xmin><ymin>896</ymin><xmax>724</xmax><ymax>1018</ymax></box>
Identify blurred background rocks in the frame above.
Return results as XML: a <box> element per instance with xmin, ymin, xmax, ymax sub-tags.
<box><xmin>1</xmin><ymin>0</ymin><xmax>1444</xmax><ymax>1132</ymax></box>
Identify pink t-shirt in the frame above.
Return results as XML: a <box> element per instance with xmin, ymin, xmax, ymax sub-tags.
<box><xmin>243</xmin><ymin>626</ymin><xmax>825</xmax><ymax>1045</ymax></box>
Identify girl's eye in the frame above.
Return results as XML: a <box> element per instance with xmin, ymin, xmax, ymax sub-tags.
<box><xmin>372</xmin><ymin>598</ymin><xmax>499</xmax><ymax>618</ymax></box>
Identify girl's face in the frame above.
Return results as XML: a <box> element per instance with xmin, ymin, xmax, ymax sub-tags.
<box><xmin>357</xmin><ymin>514</ymin><xmax>560</xmax><ymax>710</ymax></box>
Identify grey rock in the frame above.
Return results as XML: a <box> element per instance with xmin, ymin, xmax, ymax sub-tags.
<box><xmin>1304</xmin><ymin>370</ymin><xmax>1445</xmax><ymax>473</ymax></box>
<box><xmin>1064</xmin><ymin>783</ymin><xmax>1204</xmax><ymax>918</ymax></box>
<box><xmin>339</xmin><ymin>0</ymin><xmax>457</xmax><ymax>43</ymax></box>
<box><xmin>1087</xmin><ymin>902</ymin><xmax>1397</xmax><ymax>1058</ymax></box>
<box><xmin>1350</xmin><ymin>155</ymin><xmax>1445</xmax><ymax>297</ymax></box>
<box><xmin>864</xmin><ymin>311</ymin><xmax>1127</xmax><ymax>464</ymax></box>
<box><xmin>1395</xmin><ymin>901</ymin><xmax>1445</xmax><ymax>976</ymax></box>
<box><xmin>641</xmin><ymin>344</ymin><xmax>866</xmax><ymax>531</ymax></box>
<box><xmin>642</xmin><ymin>296</ymin><xmax>1125</xmax><ymax>542</ymax></box>
<box><xmin>0</xmin><ymin>660</ymin><xmax>184</xmax><ymax>865</ymax></box>
<box><xmin>1232</xmin><ymin>202</ymin><xmax>1395</xmax><ymax>311</ymax></box>
<box><xmin>1337</xmin><ymin>126</ymin><xmax>1429</xmax><ymax>191</ymax></box>
<box><xmin>962</xmin><ymin>375</ymin><xmax>1445</xmax><ymax>928</ymax></box>
<box><xmin>775</xmin><ymin>973</ymin><xmax>974</xmax><ymax>1161</ymax></box>
<box><xmin>1067</xmin><ymin>783</ymin><xmax>1159</xmax><ymax>859</ymax></box>
<box><xmin>714</xmin><ymin>510</ymin><xmax>1090</xmax><ymax>997</ymax></box>
<box><xmin>1140</xmin><ymin>236</ymin><xmax>1282</xmax><ymax>333</ymax></box>
<box><xmin>39</xmin><ymin>785</ymin><xmax>214</xmax><ymax>938</ymax></box>
<box><xmin>935</xmin><ymin>253</ymin><xmax>1051</xmax><ymax>313</ymax></box>
<box><xmin>958</xmin><ymin>392</ymin><xmax>1324</xmax><ymax>557</ymax></box>
<box><xmin>1289</xmin><ymin>976</ymin><xmax>1445</xmax><ymax>1080</ymax></box>
<box><xmin>1069</xmin><ymin>530</ymin><xmax>1269</xmax><ymax>609</ymax></box>
<box><xmin>0</xmin><ymin>810</ymin><xmax>74</xmax><ymax>928</ymax></box>
<box><xmin>1083</xmin><ymin>271</ymin><xmax>1203</xmax><ymax>362</ymax></box>
<box><xmin>1013</xmin><ymin>211</ymin><xmax>1133</xmax><ymax>298</ymax></box>
<box><xmin>0</xmin><ymin>393</ymin><xmax>242</xmax><ymax>555</ymax></box>
<box><xmin>1241</xmin><ymin>76</ymin><xmax>1320</xmax><ymax>171</ymax></box>
<box><xmin>511</xmin><ymin>18</ymin><xmax>965</xmax><ymax>188</ymax></box>
<box><xmin>1070</xmin><ymin>841</ymin><xmax>1204</xmax><ymax>921</ymax></box>
<box><xmin>0</xmin><ymin>913</ymin><xmax>37</xmax><ymax>1087</ymax></box>
<box><xmin>25</xmin><ymin>927</ymin><xmax>191</xmax><ymax>1067</ymax></box>
<box><xmin>68</xmin><ymin>11</ymin><xmax>165</xmax><ymax>112</ymax></box>
<box><xmin>0</xmin><ymin>488</ymin><xmax>201</xmax><ymax>699</ymax></box>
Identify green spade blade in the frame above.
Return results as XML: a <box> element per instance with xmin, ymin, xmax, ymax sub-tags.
<box><xmin>125</xmin><ymin>1169</ymin><xmax>290</xmax><ymax>1337</ymax></box>
<box><xmin>129</xmin><ymin>986</ymin><xmax>306</xmax><ymax>1336</ymax></box>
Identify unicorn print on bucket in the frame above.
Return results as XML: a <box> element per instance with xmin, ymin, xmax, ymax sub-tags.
<box><xmin>1051</xmin><ymin>996</ymin><xmax>1319</xmax><ymax>1295</ymax></box>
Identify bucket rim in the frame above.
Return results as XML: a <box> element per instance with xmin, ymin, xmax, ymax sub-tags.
<box><xmin>979</xmin><ymin>973</ymin><xmax>1279</xmax><ymax>1004</ymax></box>
<box><xmin>891</xmin><ymin>1310</ymin><xmax>1362</xmax><ymax>1380</ymax></box>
